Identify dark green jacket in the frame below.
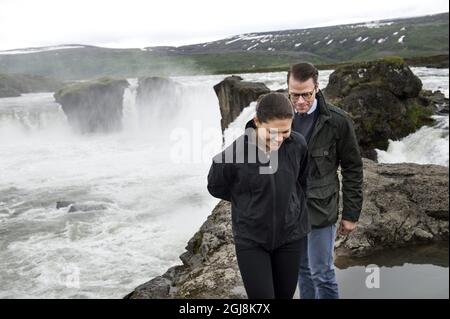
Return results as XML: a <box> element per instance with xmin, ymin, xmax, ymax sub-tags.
<box><xmin>295</xmin><ymin>90</ymin><xmax>363</xmax><ymax>227</ymax></box>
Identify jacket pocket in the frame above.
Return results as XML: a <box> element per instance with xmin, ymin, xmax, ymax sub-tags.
<box><xmin>307</xmin><ymin>184</ymin><xmax>339</xmax><ymax>227</ymax></box>
<box><xmin>307</xmin><ymin>183</ymin><xmax>337</xmax><ymax>199</ymax></box>
<box><xmin>285</xmin><ymin>192</ymin><xmax>300</xmax><ymax>225</ymax></box>
<box><xmin>311</xmin><ymin>142</ymin><xmax>336</xmax><ymax>177</ymax></box>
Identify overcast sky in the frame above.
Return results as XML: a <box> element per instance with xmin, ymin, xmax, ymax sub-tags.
<box><xmin>0</xmin><ymin>0</ymin><xmax>448</xmax><ymax>51</ymax></box>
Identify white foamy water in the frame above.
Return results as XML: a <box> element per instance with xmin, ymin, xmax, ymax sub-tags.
<box><xmin>376</xmin><ymin>116</ymin><xmax>449</xmax><ymax>166</ymax></box>
<box><xmin>377</xmin><ymin>67</ymin><xmax>449</xmax><ymax>166</ymax></box>
<box><xmin>0</xmin><ymin>67</ymin><xmax>448</xmax><ymax>298</ymax></box>
<box><xmin>411</xmin><ymin>67</ymin><xmax>449</xmax><ymax>97</ymax></box>
<box><xmin>0</xmin><ymin>78</ymin><xmax>223</xmax><ymax>298</ymax></box>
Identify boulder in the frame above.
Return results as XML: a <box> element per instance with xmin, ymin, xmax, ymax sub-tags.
<box><xmin>324</xmin><ymin>56</ymin><xmax>423</xmax><ymax>99</ymax></box>
<box><xmin>125</xmin><ymin>160</ymin><xmax>448</xmax><ymax>298</ymax></box>
<box><xmin>419</xmin><ymin>89</ymin><xmax>449</xmax><ymax>114</ymax></box>
<box><xmin>54</xmin><ymin>77</ymin><xmax>129</xmax><ymax>133</ymax></box>
<box><xmin>213</xmin><ymin>76</ymin><xmax>270</xmax><ymax>133</ymax></box>
<box><xmin>323</xmin><ymin>57</ymin><xmax>435</xmax><ymax>160</ymax></box>
<box><xmin>56</xmin><ymin>201</ymin><xmax>108</xmax><ymax>213</ymax></box>
<box><xmin>56</xmin><ymin>201</ymin><xmax>75</xmax><ymax>209</ymax></box>
<box><xmin>135</xmin><ymin>77</ymin><xmax>182</xmax><ymax>118</ymax></box>
<box><xmin>335</xmin><ymin>159</ymin><xmax>448</xmax><ymax>257</ymax></box>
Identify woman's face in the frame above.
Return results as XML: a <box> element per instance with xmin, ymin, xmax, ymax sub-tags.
<box><xmin>254</xmin><ymin>117</ymin><xmax>292</xmax><ymax>151</ymax></box>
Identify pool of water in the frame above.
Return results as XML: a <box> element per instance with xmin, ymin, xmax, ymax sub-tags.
<box><xmin>293</xmin><ymin>242</ymin><xmax>448</xmax><ymax>299</ymax></box>
<box><xmin>335</xmin><ymin>242</ymin><xmax>449</xmax><ymax>299</ymax></box>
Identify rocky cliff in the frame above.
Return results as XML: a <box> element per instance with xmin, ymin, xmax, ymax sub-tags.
<box><xmin>54</xmin><ymin>77</ymin><xmax>129</xmax><ymax>133</ymax></box>
<box><xmin>125</xmin><ymin>159</ymin><xmax>448</xmax><ymax>299</ymax></box>
<box><xmin>136</xmin><ymin>77</ymin><xmax>182</xmax><ymax>120</ymax></box>
<box><xmin>323</xmin><ymin>57</ymin><xmax>439</xmax><ymax>159</ymax></box>
<box><xmin>213</xmin><ymin>76</ymin><xmax>270</xmax><ymax>133</ymax></box>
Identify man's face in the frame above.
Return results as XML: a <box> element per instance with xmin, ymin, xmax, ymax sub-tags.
<box><xmin>288</xmin><ymin>76</ymin><xmax>317</xmax><ymax>114</ymax></box>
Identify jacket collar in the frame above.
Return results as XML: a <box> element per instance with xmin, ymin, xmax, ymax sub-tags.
<box><xmin>245</xmin><ymin>118</ymin><xmax>256</xmax><ymax>130</ymax></box>
<box><xmin>316</xmin><ymin>90</ymin><xmax>332</xmax><ymax>121</ymax></box>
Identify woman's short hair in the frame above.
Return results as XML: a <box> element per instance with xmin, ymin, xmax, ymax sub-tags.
<box><xmin>256</xmin><ymin>92</ymin><xmax>294</xmax><ymax>123</ymax></box>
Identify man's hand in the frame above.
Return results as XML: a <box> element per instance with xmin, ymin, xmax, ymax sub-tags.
<box><xmin>338</xmin><ymin>219</ymin><xmax>357</xmax><ymax>236</ymax></box>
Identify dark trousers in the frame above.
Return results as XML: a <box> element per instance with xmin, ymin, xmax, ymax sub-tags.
<box><xmin>235</xmin><ymin>237</ymin><xmax>304</xmax><ymax>299</ymax></box>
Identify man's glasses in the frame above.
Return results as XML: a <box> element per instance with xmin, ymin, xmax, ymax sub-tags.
<box><xmin>288</xmin><ymin>89</ymin><xmax>316</xmax><ymax>102</ymax></box>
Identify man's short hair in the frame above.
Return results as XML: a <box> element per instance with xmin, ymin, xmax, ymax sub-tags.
<box><xmin>287</xmin><ymin>63</ymin><xmax>319</xmax><ymax>86</ymax></box>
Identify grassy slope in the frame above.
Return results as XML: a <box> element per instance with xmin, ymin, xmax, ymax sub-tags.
<box><xmin>0</xmin><ymin>13</ymin><xmax>447</xmax><ymax>80</ymax></box>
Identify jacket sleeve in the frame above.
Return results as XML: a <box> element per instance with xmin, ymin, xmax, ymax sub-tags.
<box><xmin>337</xmin><ymin>116</ymin><xmax>363</xmax><ymax>222</ymax></box>
<box><xmin>207</xmin><ymin>153</ymin><xmax>235</xmax><ymax>202</ymax></box>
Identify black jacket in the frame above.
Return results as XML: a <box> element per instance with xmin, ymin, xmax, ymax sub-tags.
<box><xmin>207</xmin><ymin>120</ymin><xmax>310</xmax><ymax>250</ymax></box>
<box><xmin>295</xmin><ymin>91</ymin><xmax>363</xmax><ymax>227</ymax></box>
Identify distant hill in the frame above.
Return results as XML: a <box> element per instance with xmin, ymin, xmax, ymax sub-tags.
<box><xmin>0</xmin><ymin>12</ymin><xmax>447</xmax><ymax>80</ymax></box>
<box><xmin>0</xmin><ymin>72</ymin><xmax>63</xmax><ymax>97</ymax></box>
<box><xmin>177</xmin><ymin>12</ymin><xmax>449</xmax><ymax>58</ymax></box>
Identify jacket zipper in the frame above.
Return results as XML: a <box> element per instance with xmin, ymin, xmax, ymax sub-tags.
<box><xmin>307</xmin><ymin>93</ymin><xmax>330</xmax><ymax>148</ymax></box>
<box><xmin>269</xmin><ymin>153</ymin><xmax>277</xmax><ymax>250</ymax></box>
<box><xmin>309</xmin><ymin>116</ymin><xmax>325</xmax><ymax>148</ymax></box>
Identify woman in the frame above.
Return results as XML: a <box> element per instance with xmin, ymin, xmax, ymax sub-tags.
<box><xmin>207</xmin><ymin>92</ymin><xmax>310</xmax><ymax>299</ymax></box>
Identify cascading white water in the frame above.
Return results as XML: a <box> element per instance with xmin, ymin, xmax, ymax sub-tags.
<box><xmin>122</xmin><ymin>78</ymin><xmax>140</xmax><ymax>131</ymax></box>
<box><xmin>0</xmin><ymin>67</ymin><xmax>448</xmax><ymax>298</ymax></box>
<box><xmin>0</xmin><ymin>93</ymin><xmax>69</xmax><ymax>138</ymax></box>
<box><xmin>376</xmin><ymin>67</ymin><xmax>449</xmax><ymax>166</ymax></box>
<box><xmin>0</xmin><ymin>77</ymin><xmax>222</xmax><ymax>298</ymax></box>
<box><xmin>376</xmin><ymin>115</ymin><xmax>449</xmax><ymax>166</ymax></box>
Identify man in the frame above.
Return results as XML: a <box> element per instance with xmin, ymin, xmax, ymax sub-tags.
<box><xmin>287</xmin><ymin>63</ymin><xmax>363</xmax><ymax>299</ymax></box>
